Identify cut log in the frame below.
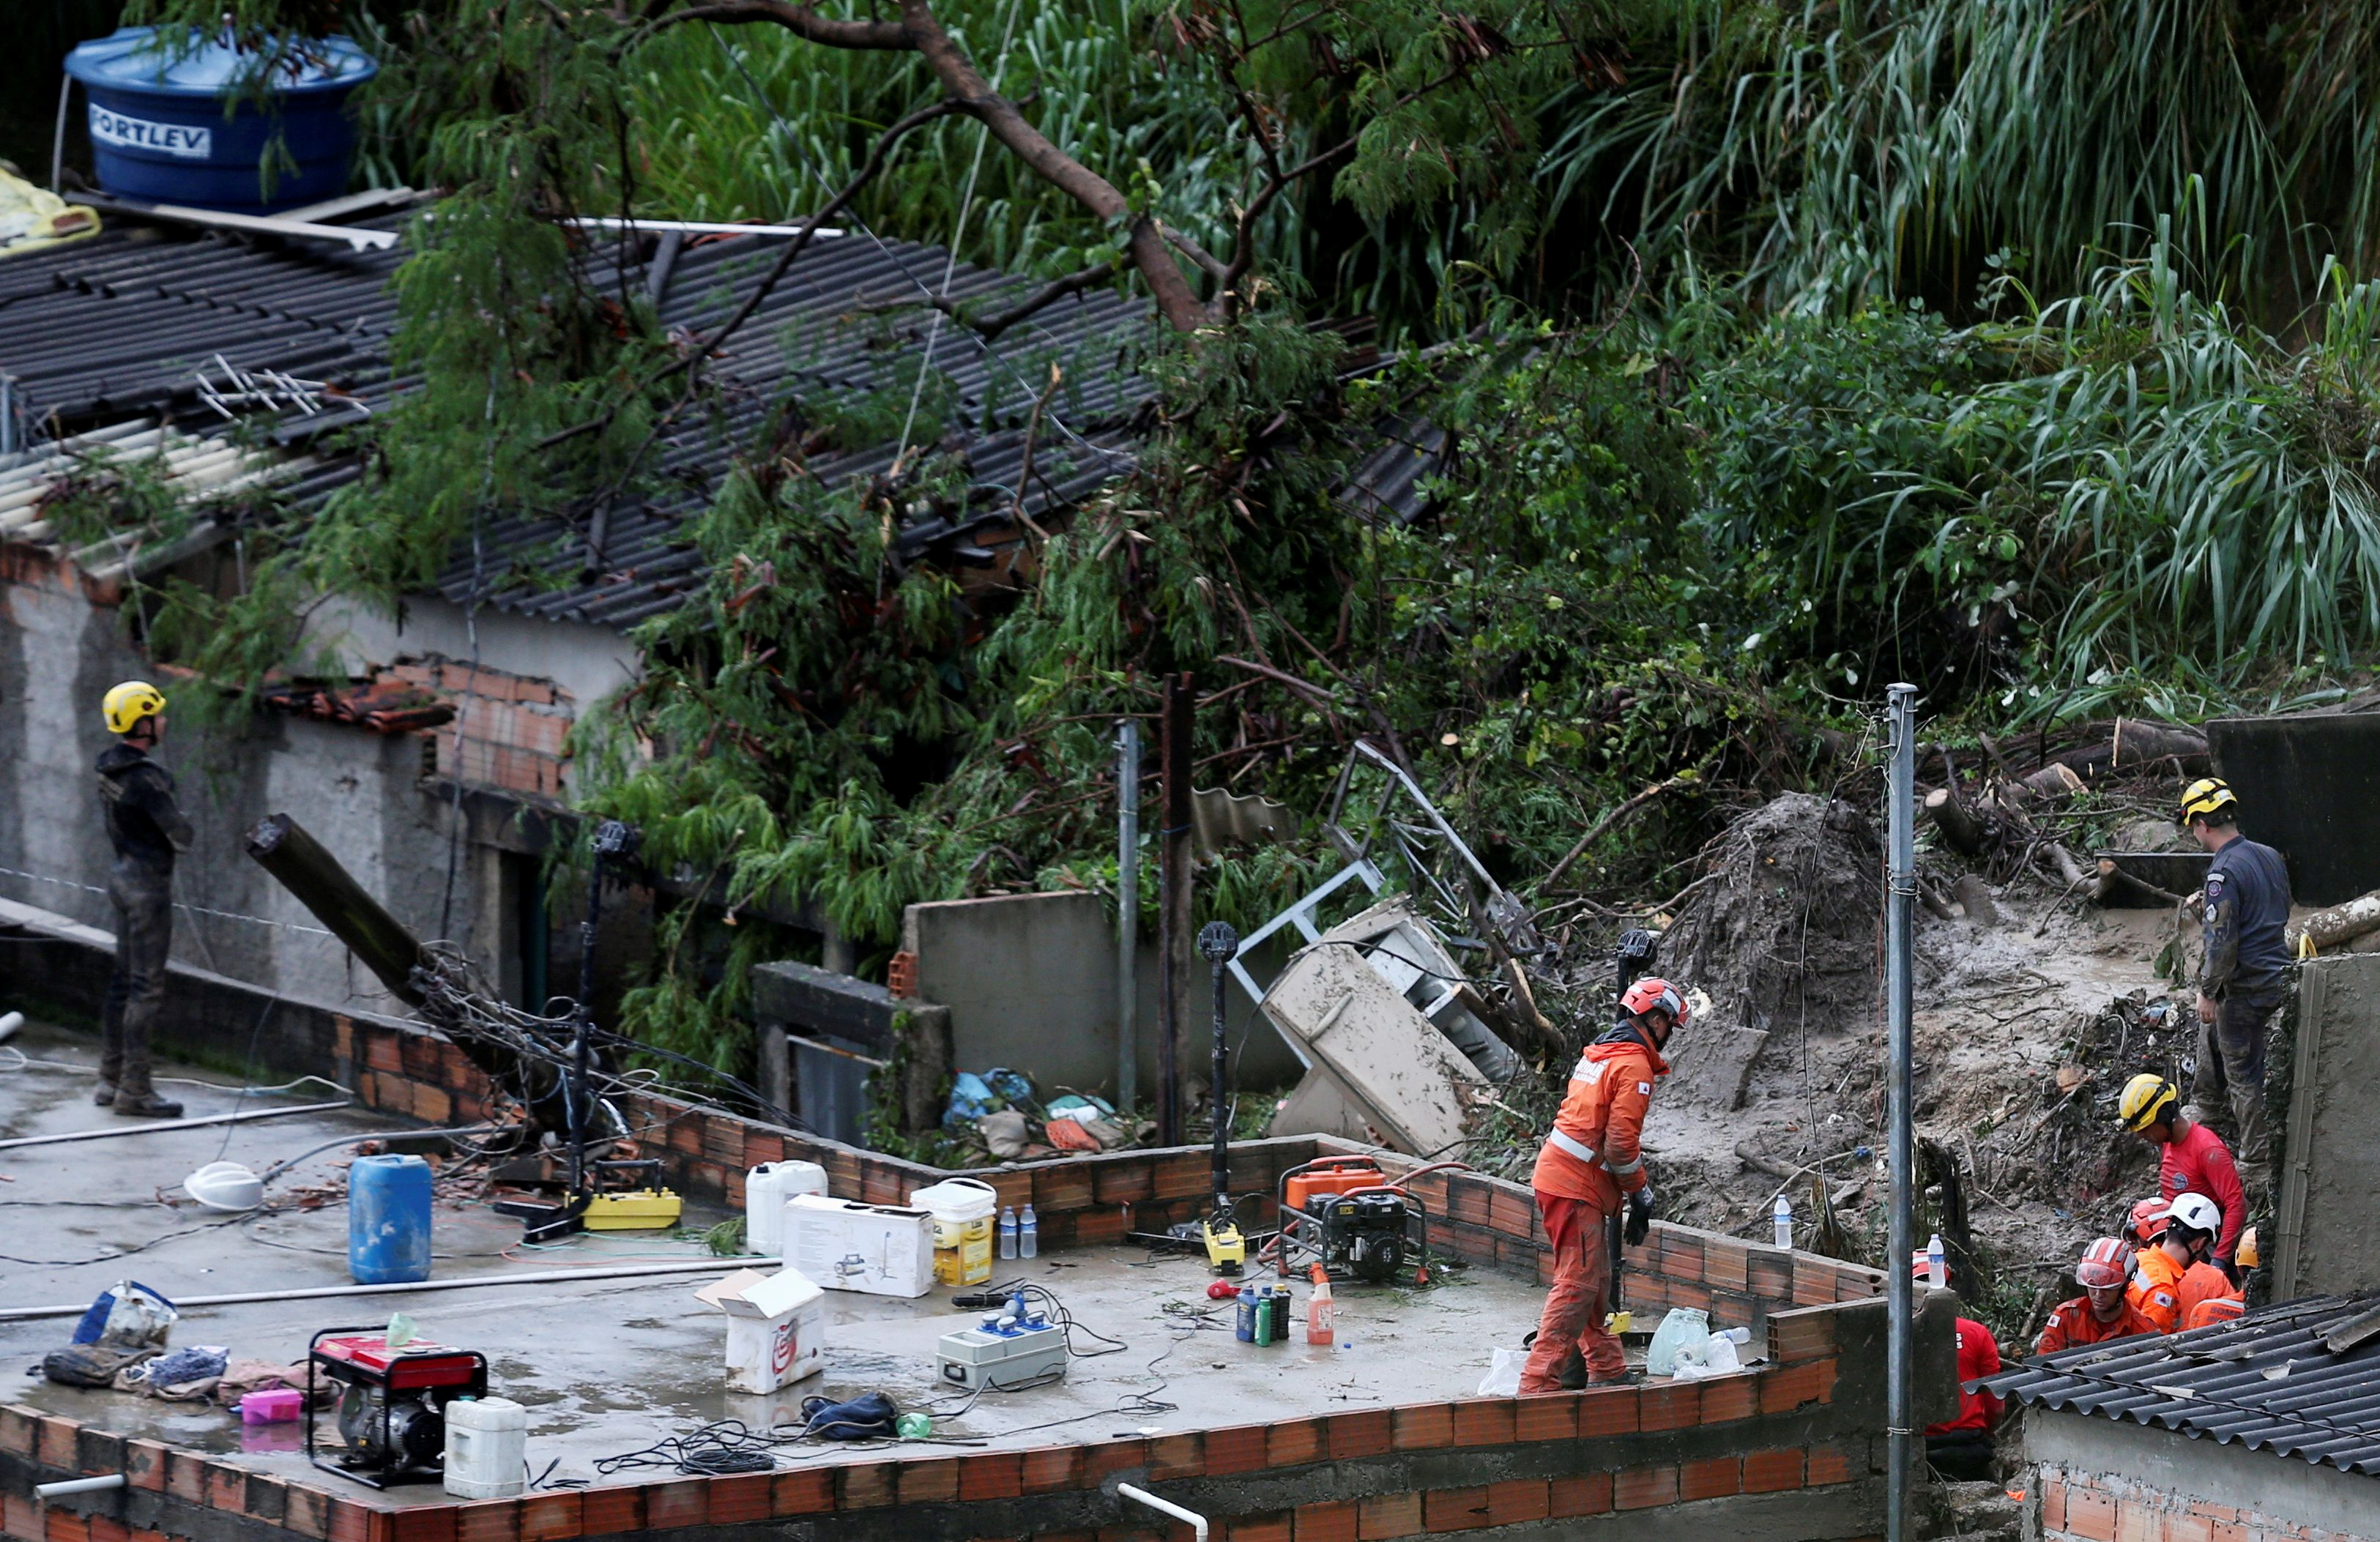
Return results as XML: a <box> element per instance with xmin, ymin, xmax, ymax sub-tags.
<box><xmin>2287</xmin><ymin>889</ymin><xmax>2380</xmax><ymax>956</ymax></box>
<box><xmin>2048</xmin><ymin>719</ymin><xmax>2210</xmax><ymax>781</ymax></box>
<box><xmin>2095</xmin><ymin>858</ymin><xmax>2184</xmax><ymax>909</ymax></box>
<box><xmin>2019</xmin><ymin>761</ymin><xmax>2088</xmax><ymax>800</ymax></box>
<box><xmin>1924</xmin><ymin>786</ymin><xmax>1990</xmax><ymax>857</ymax></box>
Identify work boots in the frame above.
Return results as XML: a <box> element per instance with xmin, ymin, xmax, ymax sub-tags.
<box><xmin>113</xmin><ymin>1092</ymin><xmax>183</xmax><ymax>1118</ymax></box>
<box><xmin>93</xmin><ymin>1082</ymin><xmax>116</xmax><ymax>1106</ymax></box>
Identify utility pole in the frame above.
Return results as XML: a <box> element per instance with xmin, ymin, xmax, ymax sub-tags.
<box><xmin>1156</xmin><ymin>673</ymin><xmax>1194</xmax><ymax>1147</ymax></box>
<box><xmin>1884</xmin><ymin>682</ymin><xmax>1918</xmax><ymax>1542</ymax></box>
<box><xmin>1116</xmin><ymin>718</ymin><xmax>1140</xmax><ymax>1113</ymax></box>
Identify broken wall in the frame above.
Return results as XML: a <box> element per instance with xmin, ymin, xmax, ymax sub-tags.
<box><xmin>902</xmin><ymin>890</ymin><xmax>1302</xmax><ymax>1098</ymax></box>
<box><xmin>0</xmin><ymin>556</ymin><xmax>631</xmax><ymax>1016</ymax></box>
<box><xmin>2272</xmin><ymin>954</ymin><xmax>2380</xmax><ymax>1299</ymax></box>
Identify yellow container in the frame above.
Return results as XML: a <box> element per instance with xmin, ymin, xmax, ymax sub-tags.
<box><xmin>581</xmin><ymin>1189</ymin><xmax>683</xmax><ymax>1231</ymax></box>
<box><xmin>909</xmin><ymin>1178</ymin><xmax>998</xmax><ymax>1286</ymax></box>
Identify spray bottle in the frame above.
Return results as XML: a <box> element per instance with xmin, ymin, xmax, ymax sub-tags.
<box><xmin>1307</xmin><ymin>1264</ymin><xmax>1335</xmax><ymax>1346</ymax></box>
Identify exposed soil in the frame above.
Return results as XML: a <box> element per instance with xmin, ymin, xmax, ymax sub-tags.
<box><xmin>1632</xmin><ymin>792</ymin><xmax>2204</xmax><ymax>1347</ymax></box>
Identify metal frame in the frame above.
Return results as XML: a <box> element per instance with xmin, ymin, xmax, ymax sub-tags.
<box><xmin>305</xmin><ymin>1327</ymin><xmax>487</xmax><ymax>1489</ymax></box>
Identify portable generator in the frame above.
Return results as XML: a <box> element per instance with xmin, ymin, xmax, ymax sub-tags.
<box><xmin>305</xmin><ymin>1328</ymin><xmax>488</xmax><ymax>1488</ymax></box>
<box><xmin>1274</xmin><ymin>1159</ymin><xmax>1429</xmax><ymax>1284</ymax></box>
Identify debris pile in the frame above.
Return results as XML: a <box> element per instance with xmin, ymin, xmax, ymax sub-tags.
<box><xmin>1658</xmin><ymin>793</ymin><xmax>1884</xmax><ymax>1111</ymax></box>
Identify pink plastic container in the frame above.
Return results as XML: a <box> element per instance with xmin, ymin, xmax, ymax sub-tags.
<box><xmin>239</xmin><ymin>1388</ymin><xmax>304</xmax><ymax>1425</ymax></box>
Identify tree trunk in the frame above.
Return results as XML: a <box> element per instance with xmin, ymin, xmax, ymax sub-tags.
<box><xmin>1923</xmin><ymin>786</ymin><xmax>1990</xmax><ymax>857</ymax></box>
<box><xmin>2288</xmin><ymin>890</ymin><xmax>2380</xmax><ymax>955</ymax></box>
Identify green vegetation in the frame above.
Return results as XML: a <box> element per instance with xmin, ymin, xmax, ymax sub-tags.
<box><xmin>112</xmin><ymin>0</ymin><xmax>2380</xmax><ymax>1068</ymax></box>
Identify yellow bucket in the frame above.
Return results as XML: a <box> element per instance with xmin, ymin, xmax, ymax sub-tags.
<box><xmin>909</xmin><ymin>1178</ymin><xmax>998</xmax><ymax>1286</ymax></box>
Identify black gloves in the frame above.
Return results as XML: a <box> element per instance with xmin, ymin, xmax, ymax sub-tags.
<box><xmin>1624</xmin><ymin>1187</ymin><xmax>1655</xmax><ymax>1247</ymax></box>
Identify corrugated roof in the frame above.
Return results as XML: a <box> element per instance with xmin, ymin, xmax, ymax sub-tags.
<box><xmin>1982</xmin><ymin>1293</ymin><xmax>2380</xmax><ymax>1476</ymax></box>
<box><xmin>0</xmin><ymin>209</ymin><xmax>1150</xmax><ymax>627</ymax></box>
<box><xmin>0</xmin><ymin>207</ymin><xmax>1438</xmax><ymax>629</ymax></box>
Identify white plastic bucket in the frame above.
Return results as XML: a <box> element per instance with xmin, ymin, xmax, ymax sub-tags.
<box><xmin>908</xmin><ymin>1177</ymin><xmax>999</xmax><ymax>1286</ymax></box>
<box><xmin>745</xmin><ymin>1161</ymin><xmax>828</xmax><ymax>1255</ymax></box>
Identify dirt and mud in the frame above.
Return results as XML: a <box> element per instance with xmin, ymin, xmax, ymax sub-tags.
<box><xmin>1626</xmin><ymin>792</ymin><xmax>2209</xmax><ymax>1345</ymax></box>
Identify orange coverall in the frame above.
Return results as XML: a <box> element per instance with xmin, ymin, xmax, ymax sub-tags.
<box><xmin>1522</xmin><ymin>1024</ymin><xmax>1667</xmax><ymax>1394</ymax></box>
<box><xmin>2036</xmin><ymin>1296</ymin><xmax>2159</xmax><ymax>1355</ymax></box>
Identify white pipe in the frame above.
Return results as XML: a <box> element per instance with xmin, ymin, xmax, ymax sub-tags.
<box><xmin>0</xmin><ymin>1256</ymin><xmax>770</xmax><ymax>1322</ymax></box>
<box><xmin>0</xmin><ymin>1100</ymin><xmax>351</xmax><ymax>1151</ymax></box>
<box><xmin>1118</xmin><ymin>1484</ymin><xmax>1208</xmax><ymax>1542</ymax></box>
<box><xmin>565</xmin><ymin>216</ymin><xmax>847</xmax><ymax>239</ymax></box>
<box><xmin>36</xmin><ymin>1476</ymin><xmax>125</xmax><ymax>1499</ymax></box>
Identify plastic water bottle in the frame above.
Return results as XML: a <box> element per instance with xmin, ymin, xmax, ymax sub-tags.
<box><xmin>1717</xmin><ymin>1326</ymin><xmax>1751</xmax><ymax>1344</ymax></box>
<box><xmin>1019</xmin><ymin>1204</ymin><xmax>1038</xmax><ymax>1259</ymax></box>
<box><xmin>1771</xmin><ymin>1193</ymin><xmax>1793</xmax><ymax>1250</ymax></box>
<box><xmin>998</xmin><ymin>1205</ymin><xmax>1019</xmax><ymax>1260</ymax></box>
<box><xmin>1927</xmin><ymin>1233</ymin><xmax>1947</xmax><ymax>1289</ymax></box>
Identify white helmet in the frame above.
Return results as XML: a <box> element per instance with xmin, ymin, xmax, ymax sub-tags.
<box><xmin>185</xmin><ymin>1161</ymin><xmax>264</xmax><ymax>1212</ymax></box>
<box><xmin>2162</xmin><ymin>1191</ymin><xmax>2222</xmax><ymax>1240</ymax></box>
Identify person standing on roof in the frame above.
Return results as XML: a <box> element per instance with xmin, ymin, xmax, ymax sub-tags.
<box><xmin>2119</xmin><ymin>1074</ymin><xmax>2245</xmax><ymax>1276</ymax></box>
<box><xmin>2130</xmin><ymin>1193</ymin><xmax>2238</xmax><ymax>1334</ymax></box>
<box><xmin>2036</xmin><ymin>1239</ymin><xmax>2160</xmax><ymax>1354</ymax></box>
<box><xmin>1912</xmin><ymin>1253</ymin><xmax>2001</xmax><ymax>1480</ymax></box>
<box><xmin>2180</xmin><ymin>777</ymin><xmax>2290</xmax><ymax>1192</ymax></box>
<box><xmin>95</xmin><ymin>681</ymin><xmax>190</xmax><ymax>1119</ymax></box>
<box><xmin>1520</xmin><ymin>976</ymin><xmax>1680</xmax><ymax>1394</ymax></box>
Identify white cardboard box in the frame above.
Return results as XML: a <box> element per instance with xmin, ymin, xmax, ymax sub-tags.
<box><xmin>783</xmin><ymin>1193</ymin><xmax>936</xmax><ymax>1298</ymax></box>
<box><xmin>697</xmin><ymin>1267</ymin><xmax>828</xmax><ymax>1393</ymax></box>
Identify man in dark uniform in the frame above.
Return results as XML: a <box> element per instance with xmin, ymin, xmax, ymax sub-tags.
<box><xmin>2182</xmin><ymin>777</ymin><xmax>2289</xmax><ymax>1193</ymax></box>
<box><xmin>96</xmin><ymin>680</ymin><xmax>190</xmax><ymax>1118</ymax></box>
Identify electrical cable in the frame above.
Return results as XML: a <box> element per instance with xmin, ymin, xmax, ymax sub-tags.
<box><xmin>0</xmin><ymin>1045</ymin><xmax>352</xmax><ymax>1100</ymax></box>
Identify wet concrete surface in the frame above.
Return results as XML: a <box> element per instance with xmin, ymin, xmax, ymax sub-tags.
<box><xmin>0</xmin><ymin>1022</ymin><xmax>1552</xmax><ymax>1502</ymax></box>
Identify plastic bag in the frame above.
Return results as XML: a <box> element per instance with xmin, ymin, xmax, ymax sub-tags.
<box><xmin>1668</xmin><ymin>1332</ymin><xmax>1742</xmax><ymax>1382</ymax></box>
<box><xmin>81</xmin><ymin>1282</ymin><xmax>177</xmax><ymax>1350</ymax></box>
<box><xmin>1644</xmin><ymin>1307</ymin><xmax>1709</xmax><ymax>1378</ymax></box>
<box><xmin>1476</xmin><ymin>1347</ymin><xmax>1525</xmax><ymax>1397</ymax></box>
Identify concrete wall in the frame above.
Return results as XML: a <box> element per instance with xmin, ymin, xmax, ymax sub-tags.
<box><xmin>0</xmin><ymin>552</ymin><xmax>631</xmax><ymax>1016</ymax></box>
<box><xmin>2272</xmin><ymin>954</ymin><xmax>2380</xmax><ymax>1299</ymax></box>
<box><xmin>2026</xmin><ymin>1408</ymin><xmax>2380</xmax><ymax>1542</ymax></box>
<box><xmin>903</xmin><ymin>890</ymin><xmax>1302</xmax><ymax>1100</ymax></box>
<box><xmin>317</xmin><ymin>592</ymin><xmax>641</xmax><ymax>725</ymax></box>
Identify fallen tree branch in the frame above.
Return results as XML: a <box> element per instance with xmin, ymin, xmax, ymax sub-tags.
<box><xmin>1536</xmin><ymin>770</ymin><xmax>1697</xmax><ymax>895</ymax></box>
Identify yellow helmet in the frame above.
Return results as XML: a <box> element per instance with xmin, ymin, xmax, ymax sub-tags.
<box><xmin>101</xmin><ymin>680</ymin><xmax>166</xmax><ymax>736</ymax></box>
<box><xmin>2179</xmin><ymin>777</ymin><xmax>2238</xmax><ymax>825</ymax></box>
<box><xmin>2238</xmin><ymin>1224</ymin><xmax>2260</xmax><ymax>1270</ymax></box>
<box><xmin>2119</xmin><ymin>1073</ymin><xmax>2180</xmax><ymax>1133</ymax></box>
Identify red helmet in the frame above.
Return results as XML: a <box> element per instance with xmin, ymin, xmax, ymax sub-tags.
<box><xmin>2127</xmin><ymin>1199</ymin><xmax>2170</xmax><ymax>1244</ymax></box>
<box><xmin>1621</xmin><ymin>977</ymin><xmax>1687</xmax><ymax>1029</ymax></box>
<box><xmin>2076</xmin><ymin>1237</ymin><xmax>2130</xmax><ymax>1289</ymax></box>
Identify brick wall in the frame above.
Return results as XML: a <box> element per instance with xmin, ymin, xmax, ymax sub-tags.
<box><xmin>2</xmin><ymin>980</ymin><xmax>1939</xmax><ymax>1542</ymax></box>
<box><xmin>2038</xmin><ymin>1463</ymin><xmax>2378</xmax><ymax>1542</ymax></box>
<box><xmin>392</xmin><ymin>658</ymin><xmax>574</xmax><ymax>800</ymax></box>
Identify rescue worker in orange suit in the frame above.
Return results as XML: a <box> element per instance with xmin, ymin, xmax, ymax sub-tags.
<box><xmin>1520</xmin><ymin>977</ymin><xmax>1679</xmax><ymax>1394</ymax></box>
<box><xmin>2132</xmin><ymin>1193</ymin><xmax>2239</xmax><ymax>1334</ymax></box>
<box><xmin>1912</xmin><ymin>1253</ymin><xmax>2001</xmax><ymax>1482</ymax></box>
<box><xmin>2036</xmin><ymin>1239</ymin><xmax>2160</xmax><ymax>1354</ymax></box>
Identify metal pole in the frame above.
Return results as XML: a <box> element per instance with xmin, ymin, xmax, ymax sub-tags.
<box><xmin>1157</xmin><ymin>674</ymin><xmax>1194</xmax><ymax>1147</ymax></box>
<box><xmin>1199</xmin><ymin>923</ymin><xmax>1239</xmax><ymax>1211</ymax></box>
<box><xmin>1118</xmin><ymin>718</ymin><xmax>1140</xmax><ymax>1110</ymax></box>
<box><xmin>1884</xmin><ymin>682</ymin><xmax>1919</xmax><ymax>1542</ymax></box>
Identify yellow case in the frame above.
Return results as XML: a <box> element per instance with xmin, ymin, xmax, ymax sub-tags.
<box><xmin>581</xmin><ymin>1189</ymin><xmax>683</xmax><ymax>1231</ymax></box>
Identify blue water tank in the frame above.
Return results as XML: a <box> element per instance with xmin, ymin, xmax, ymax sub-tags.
<box><xmin>64</xmin><ymin>28</ymin><xmax>378</xmax><ymax>215</ymax></box>
<box><xmin>348</xmin><ymin>1153</ymin><xmax>434</xmax><ymax>1285</ymax></box>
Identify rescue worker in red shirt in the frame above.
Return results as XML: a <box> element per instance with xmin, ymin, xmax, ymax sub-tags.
<box><xmin>1520</xmin><ymin>977</ymin><xmax>1679</xmax><ymax>1395</ymax></box>
<box><xmin>1912</xmin><ymin>1252</ymin><xmax>2001</xmax><ymax>1481</ymax></box>
<box><xmin>2036</xmin><ymin>1239</ymin><xmax>2160</xmax><ymax>1354</ymax></box>
<box><xmin>2118</xmin><ymin>1074</ymin><xmax>2246</xmax><ymax>1277</ymax></box>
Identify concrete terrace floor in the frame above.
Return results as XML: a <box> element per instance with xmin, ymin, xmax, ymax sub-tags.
<box><xmin>0</xmin><ymin>1021</ymin><xmax>1554</xmax><ymax>1504</ymax></box>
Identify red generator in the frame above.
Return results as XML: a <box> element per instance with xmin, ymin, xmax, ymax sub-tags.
<box><xmin>306</xmin><ymin>1328</ymin><xmax>488</xmax><ymax>1488</ymax></box>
